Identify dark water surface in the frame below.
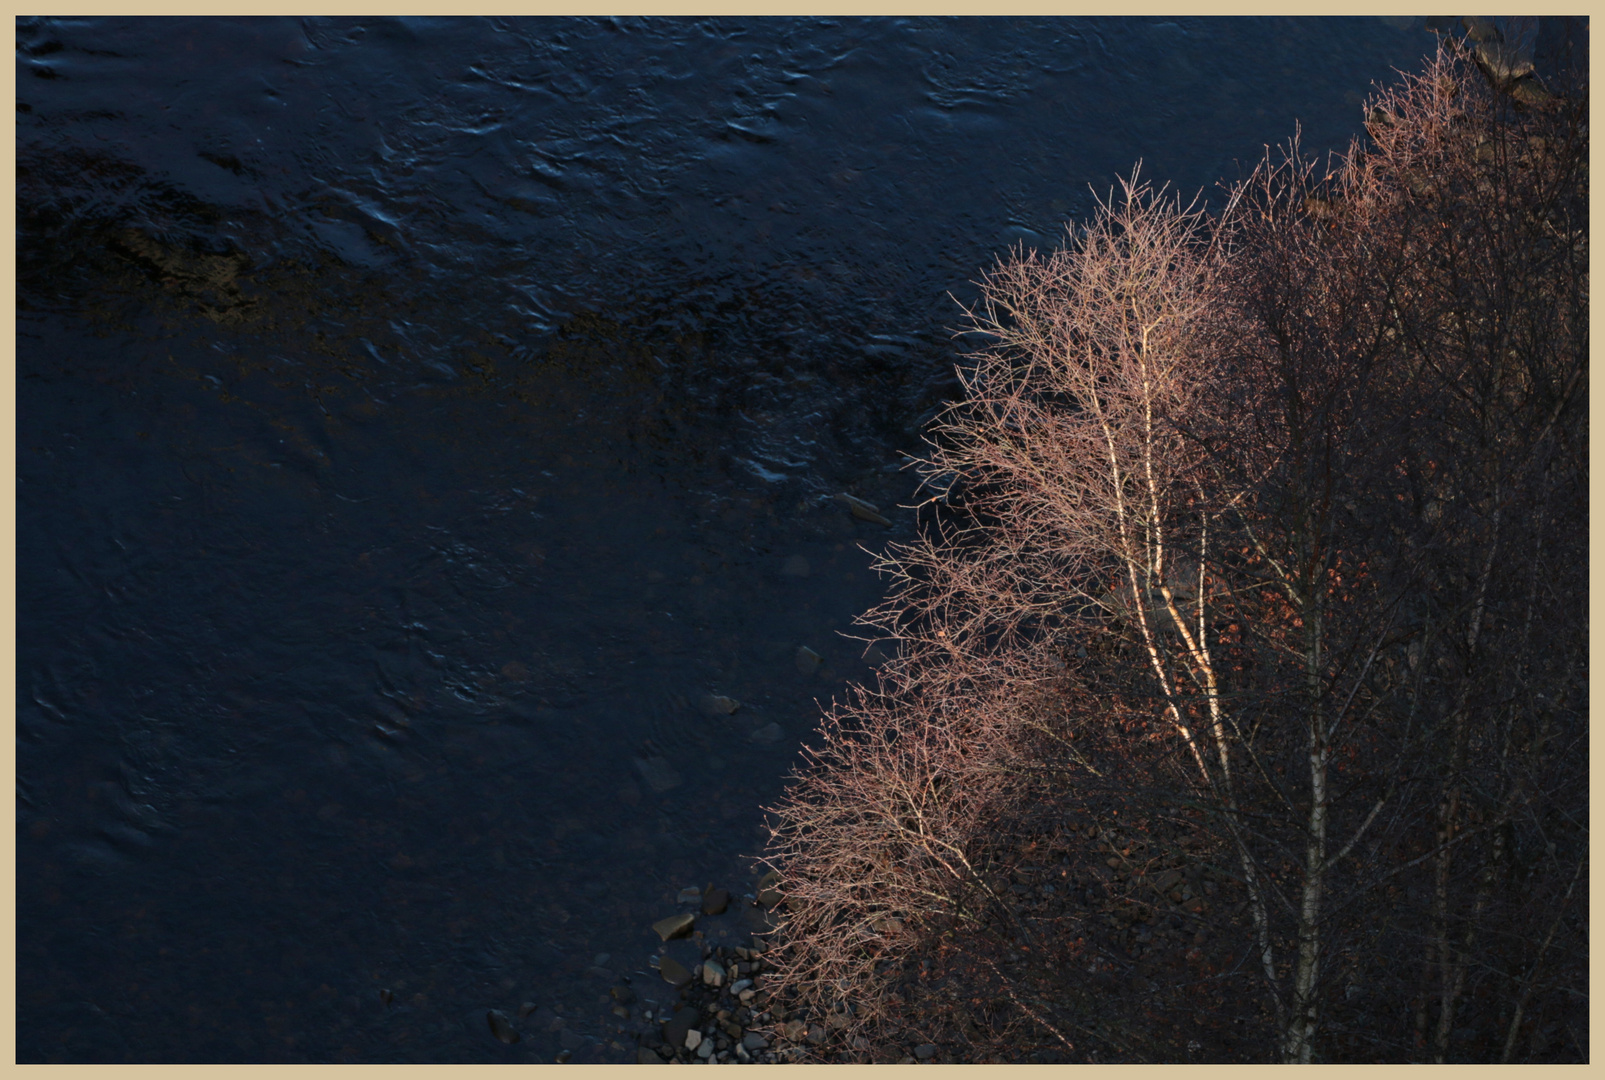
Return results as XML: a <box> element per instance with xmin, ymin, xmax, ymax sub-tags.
<box><xmin>17</xmin><ymin>16</ymin><xmax>1438</xmax><ymax>1062</ymax></box>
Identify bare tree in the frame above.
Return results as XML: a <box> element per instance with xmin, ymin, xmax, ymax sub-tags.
<box><xmin>760</xmin><ymin>36</ymin><xmax>1585</xmax><ymax>1065</ymax></box>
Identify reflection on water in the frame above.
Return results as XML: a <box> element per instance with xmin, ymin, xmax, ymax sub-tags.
<box><xmin>17</xmin><ymin>16</ymin><xmax>1436</xmax><ymax>1062</ymax></box>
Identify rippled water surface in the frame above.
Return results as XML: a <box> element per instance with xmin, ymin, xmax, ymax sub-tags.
<box><xmin>17</xmin><ymin>16</ymin><xmax>1438</xmax><ymax>1062</ymax></box>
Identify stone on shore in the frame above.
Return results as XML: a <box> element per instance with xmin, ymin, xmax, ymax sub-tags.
<box><xmin>662</xmin><ymin>1006</ymin><xmax>699</xmax><ymax>1048</ymax></box>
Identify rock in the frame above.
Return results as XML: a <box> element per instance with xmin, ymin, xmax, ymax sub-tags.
<box><xmin>701</xmin><ymin>887</ymin><xmax>730</xmax><ymax>916</ymax></box>
<box><xmin>783</xmin><ymin>1019</ymin><xmax>806</xmax><ymax>1042</ymax></box>
<box><xmin>795</xmin><ymin>645</ymin><xmax>823</xmax><ymax>674</ymax></box>
<box><xmin>652</xmin><ymin>912</ymin><xmax>696</xmax><ymax>941</ymax></box>
<box><xmin>610</xmin><ymin>985</ymin><xmax>636</xmax><ymax>1005</ymax></box>
<box><xmin>1475</xmin><ymin>39</ymin><xmax>1536</xmax><ymax>88</ymax></box>
<box><xmin>676</xmin><ymin>886</ymin><xmax>703</xmax><ymax>905</ymax></box>
<box><xmin>662</xmin><ymin>1007</ymin><xmax>699</xmax><ymax>1048</ymax></box>
<box><xmin>757</xmin><ymin>870</ymin><xmax>781</xmax><ymax>891</ymax></box>
<box><xmin>728</xmin><ymin>979</ymin><xmax>753</xmax><ymax>996</ymax></box>
<box><xmin>915</xmin><ymin>1043</ymin><xmax>938</xmax><ymax>1060</ymax></box>
<box><xmin>743</xmin><ymin>1032</ymin><xmax>770</xmax><ymax>1051</ymax></box>
<box><xmin>657</xmin><ymin>955</ymin><xmax>694</xmax><ymax>987</ymax></box>
<box><xmin>702</xmin><ymin>958</ymin><xmax>726</xmax><ymax>987</ymax></box>
<box><xmin>836</xmin><ymin>492</ymin><xmax>892</xmax><ymax>527</ymax></box>
<box><xmin>637</xmin><ymin>1047</ymin><xmax>666</xmax><ymax>1064</ymax></box>
<box><xmin>685</xmin><ymin>1028</ymin><xmax>703</xmax><ymax>1051</ymax></box>
<box><xmin>702</xmin><ymin>694</ymin><xmax>741</xmax><ymax>716</ymax></box>
<box><xmin>806</xmin><ymin>1024</ymin><xmax>827</xmax><ymax>1046</ymax></box>
<box><xmin>634</xmin><ymin>756</ymin><xmax>683</xmax><ymax>794</ymax></box>
<box><xmin>486</xmin><ymin>1009</ymin><xmax>521</xmax><ymax>1045</ymax></box>
<box><xmin>1461</xmin><ymin>15</ymin><xmax>1502</xmax><ymax>43</ymax></box>
<box><xmin>518</xmin><ymin>1001</ymin><xmax>539</xmax><ymax>1018</ymax></box>
<box><xmin>1510</xmin><ymin>78</ymin><xmax>1556</xmax><ymax>107</ymax></box>
<box><xmin>852</xmin><ymin>1035</ymin><xmax>870</xmax><ymax>1051</ymax></box>
<box><xmin>748</xmin><ymin>722</ymin><xmax>782</xmax><ymax>745</ymax></box>
<box><xmin>781</xmin><ymin>555</ymin><xmax>810</xmax><ymax>578</ymax></box>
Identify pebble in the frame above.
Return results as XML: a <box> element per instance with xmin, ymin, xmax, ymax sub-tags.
<box><xmin>702</xmin><ymin>958</ymin><xmax>726</xmax><ymax>987</ymax></box>
<box><xmin>685</xmin><ymin>1028</ymin><xmax>703</xmax><ymax>1051</ymax></box>
<box><xmin>742</xmin><ymin>1032</ymin><xmax>769</xmax><ymax>1051</ymax></box>
<box><xmin>486</xmin><ymin>1009</ymin><xmax>520</xmax><ymax>1045</ymax></box>
<box><xmin>702</xmin><ymin>694</ymin><xmax>741</xmax><ymax>716</ymax></box>
<box><xmin>795</xmin><ymin>645</ymin><xmax>823</xmax><ymax>674</ymax></box>
<box><xmin>677</xmin><ymin>886</ymin><xmax>703</xmax><ymax>905</ymax></box>
<box><xmin>701</xmin><ymin>887</ymin><xmax>730</xmax><ymax>916</ymax></box>
<box><xmin>915</xmin><ymin>1043</ymin><xmax>938</xmax><ymax>1060</ymax></box>
<box><xmin>748</xmin><ymin>722</ymin><xmax>782</xmax><ymax>745</ymax></box>
<box><xmin>637</xmin><ymin>1047</ymin><xmax>665</xmax><ymax>1064</ymax></box>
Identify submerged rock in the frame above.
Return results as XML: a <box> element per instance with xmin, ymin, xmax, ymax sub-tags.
<box><xmin>657</xmin><ymin>954</ymin><xmax>694</xmax><ymax>987</ymax></box>
<box><xmin>794</xmin><ymin>645</ymin><xmax>823</xmax><ymax>674</ymax></box>
<box><xmin>835</xmin><ymin>492</ymin><xmax>892</xmax><ymax>526</ymax></box>
<box><xmin>634</xmin><ymin>756</ymin><xmax>683</xmax><ymax>794</ymax></box>
<box><xmin>702</xmin><ymin>694</ymin><xmax>741</xmax><ymax>716</ymax></box>
<box><xmin>486</xmin><ymin>1009</ymin><xmax>521</xmax><ymax>1045</ymax></box>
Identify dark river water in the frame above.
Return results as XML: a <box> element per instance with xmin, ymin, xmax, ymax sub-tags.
<box><xmin>17</xmin><ymin>16</ymin><xmax>1441</xmax><ymax>1063</ymax></box>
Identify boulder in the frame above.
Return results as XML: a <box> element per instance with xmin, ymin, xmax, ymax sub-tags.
<box><xmin>657</xmin><ymin>955</ymin><xmax>694</xmax><ymax>987</ymax></box>
<box><xmin>662</xmin><ymin>1007</ymin><xmax>699</xmax><ymax>1049</ymax></box>
<box><xmin>652</xmin><ymin>912</ymin><xmax>696</xmax><ymax>941</ymax></box>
